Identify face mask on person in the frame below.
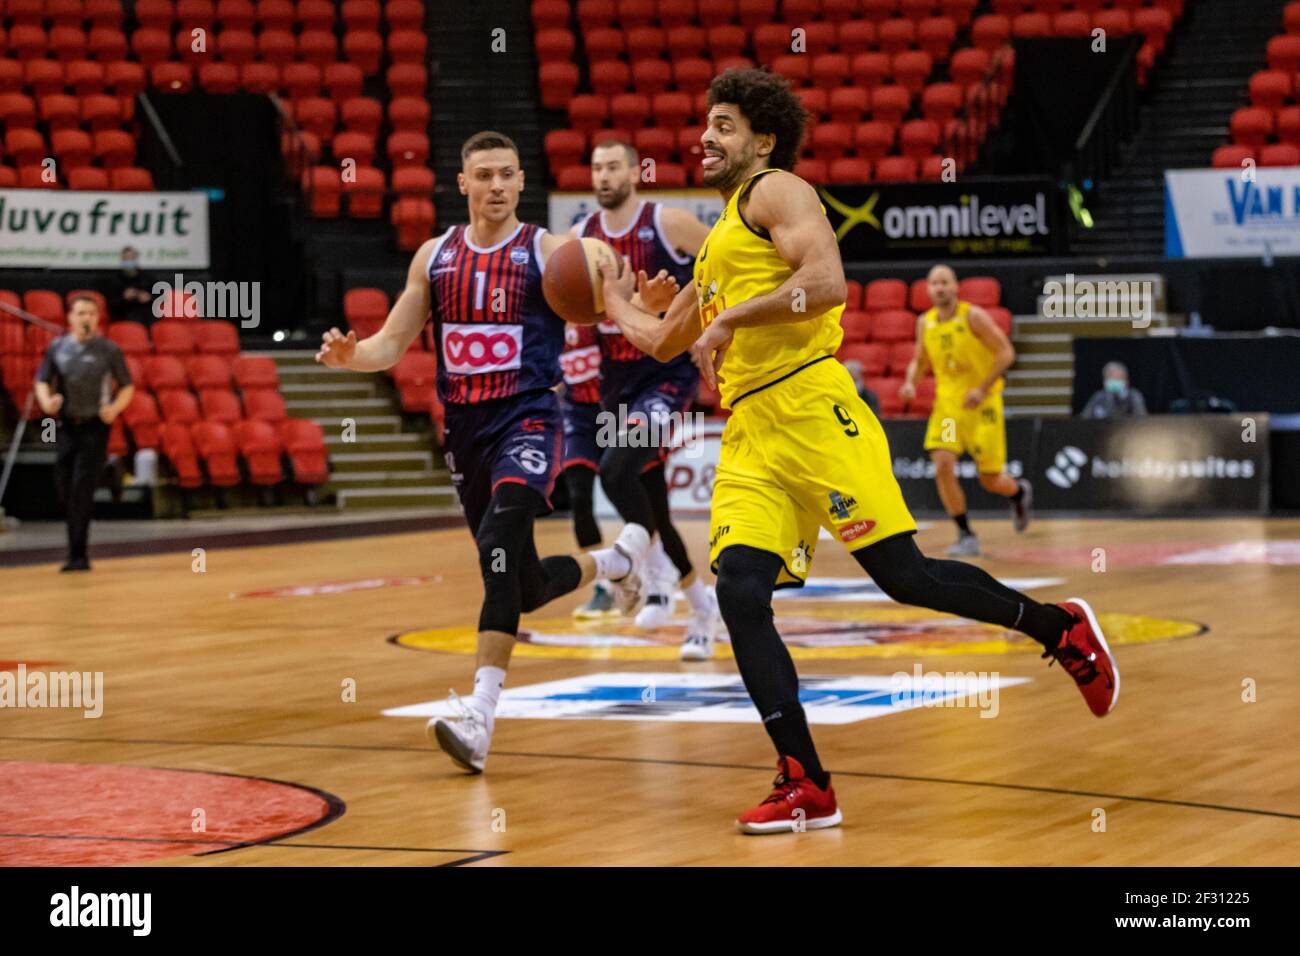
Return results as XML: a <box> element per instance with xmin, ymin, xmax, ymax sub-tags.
<box><xmin>121</xmin><ymin>259</ymin><xmax>138</xmax><ymax>274</ymax></box>
<box><xmin>1105</xmin><ymin>378</ymin><xmax>1128</xmax><ymax>398</ymax></box>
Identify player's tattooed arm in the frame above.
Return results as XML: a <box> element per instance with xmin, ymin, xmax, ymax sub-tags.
<box><xmin>898</xmin><ymin>314</ymin><xmax>931</xmax><ymax>406</ymax></box>
<box><xmin>599</xmin><ymin>260</ymin><xmax>702</xmax><ymax>361</ymax></box>
<box><xmin>317</xmin><ymin>236</ymin><xmax>438</xmax><ymax>372</ymax></box>
<box><xmin>965</xmin><ymin>305</ymin><xmax>1015</xmax><ymax>408</ymax></box>
<box><xmin>710</xmin><ymin>170</ymin><xmax>848</xmax><ymax>331</ymax></box>
<box><xmin>659</xmin><ymin>206</ymin><xmax>712</xmax><ymax>257</ymax></box>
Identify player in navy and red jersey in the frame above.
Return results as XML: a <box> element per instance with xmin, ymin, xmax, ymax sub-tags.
<box><xmin>558</xmin><ymin>322</ymin><xmax>618</xmax><ymax>618</ymax></box>
<box><xmin>316</xmin><ymin>132</ymin><xmax>676</xmax><ymax>774</ymax></box>
<box><xmin>571</xmin><ymin>139</ymin><xmax>725</xmax><ymax>660</ymax></box>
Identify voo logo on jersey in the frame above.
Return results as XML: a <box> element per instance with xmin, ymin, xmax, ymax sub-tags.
<box><xmin>560</xmin><ymin>345</ymin><xmax>600</xmax><ymax>383</ymax></box>
<box><xmin>441</xmin><ymin>324</ymin><xmax>523</xmax><ymax>374</ymax></box>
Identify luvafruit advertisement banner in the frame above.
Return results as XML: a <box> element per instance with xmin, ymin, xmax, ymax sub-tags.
<box><xmin>0</xmin><ymin>189</ymin><xmax>210</xmax><ymax>269</ymax></box>
<box><xmin>1165</xmin><ymin>166</ymin><xmax>1300</xmax><ymax>258</ymax></box>
<box><xmin>596</xmin><ymin>415</ymin><xmax>1270</xmax><ymax>517</ymax></box>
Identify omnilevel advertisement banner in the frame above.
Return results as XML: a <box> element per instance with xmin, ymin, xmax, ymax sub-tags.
<box><xmin>0</xmin><ymin>189</ymin><xmax>210</xmax><ymax>269</ymax></box>
<box><xmin>1165</xmin><ymin>166</ymin><xmax>1300</xmax><ymax>258</ymax></box>
<box><xmin>550</xmin><ymin>179</ymin><xmax>1058</xmax><ymax>259</ymax></box>
<box><xmin>595</xmin><ymin>415</ymin><xmax>1270</xmax><ymax>517</ymax></box>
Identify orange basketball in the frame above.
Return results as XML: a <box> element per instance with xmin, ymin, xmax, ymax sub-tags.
<box><xmin>542</xmin><ymin>237</ymin><xmax>622</xmax><ymax>326</ymax></box>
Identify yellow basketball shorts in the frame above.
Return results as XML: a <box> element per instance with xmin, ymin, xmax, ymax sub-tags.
<box><xmin>708</xmin><ymin>356</ymin><xmax>917</xmax><ymax>588</ymax></box>
<box><xmin>923</xmin><ymin>390</ymin><xmax>1007</xmax><ymax>474</ymax></box>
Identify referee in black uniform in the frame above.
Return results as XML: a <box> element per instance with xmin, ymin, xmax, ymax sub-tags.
<box><xmin>34</xmin><ymin>295</ymin><xmax>135</xmax><ymax>572</ymax></box>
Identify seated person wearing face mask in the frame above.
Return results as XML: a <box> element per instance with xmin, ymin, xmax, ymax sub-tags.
<box><xmin>1081</xmin><ymin>361</ymin><xmax>1148</xmax><ymax>419</ymax></box>
<box><xmin>105</xmin><ymin>246</ymin><xmax>155</xmax><ymax>326</ymax></box>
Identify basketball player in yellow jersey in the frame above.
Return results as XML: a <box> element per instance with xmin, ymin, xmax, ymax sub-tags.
<box><xmin>598</xmin><ymin>68</ymin><xmax>1119</xmax><ymax>834</ymax></box>
<box><xmin>900</xmin><ymin>264</ymin><xmax>1033</xmax><ymax>557</ymax></box>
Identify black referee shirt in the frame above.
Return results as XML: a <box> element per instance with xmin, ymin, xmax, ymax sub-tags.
<box><xmin>36</xmin><ymin>335</ymin><xmax>132</xmax><ymax>422</ymax></box>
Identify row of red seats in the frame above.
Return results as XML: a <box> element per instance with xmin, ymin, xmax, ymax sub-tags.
<box><xmin>0</xmin><ymin>57</ymin><xmax>422</xmax><ymax>100</ymax></box>
<box><xmin>0</xmin><ymin>162</ymin><xmax>151</xmax><ymax>187</ymax></box>
<box><xmin>1212</xmin><ymin>143</ymin><xmax>1300</xmax><ymax>169</ymax></box>
<box><xmin>106</xmin><ymin>319</ymin><xmax>242</xmax><ymax>358</ymax></box>
<box><xmin>0</xmin><ymin>0</ymin><xmax>418</xmax><ymax>25</ymax></box>
<box><xmin>150</xmin><ymin>414</ymin><xmax>327</xmax><ymax>488</ymax></box>
<box><xmin>534</xmin><ymin>0</ymin><xmax>982</xmax><ymax>31</ymax></box>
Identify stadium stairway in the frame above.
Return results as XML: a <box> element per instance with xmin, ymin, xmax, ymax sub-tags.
<box><xmin>430</xmin><ymin>3</ymin><xmax>550</xmax><ymax>227</ymax></box>
<box><xmin>1071</xmin><ymin>0</ymin><xmax>1288</xmax><ymax>257</ymax></box>
<box><xmin>259</xmin><ymin>350</ymin><xmax>455</xmax><ymax>510</ymax></box>
<box><xmin>1004</xmin><ymin>272</ymin><xmax>1170</xmax><ymax>417</ymax></box>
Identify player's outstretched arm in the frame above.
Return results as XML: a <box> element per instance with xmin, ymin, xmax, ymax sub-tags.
<box><xmin>898</xmin><ymin>314</ymin><xmax>930</xmax><ymax>405</ymax></box>
<box><xmin>316</xmin><ymin>237</ymin><xmax>438</xmax><ymax>372</ymax></box>
<box><xmin>709</xmin><ymin>170</ymin><xmax>847</xmax><ymax>332</ymax></box>
<box><xmin>601</xmin><ymin>262</ymin><xmax>702</xmax><ymax>362</ymax></box>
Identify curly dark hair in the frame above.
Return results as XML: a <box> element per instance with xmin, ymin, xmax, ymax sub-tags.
<box><xmin>706</xmin><ymin>68</ymin><xmax>810</xmax><ymax>172</ymax></box>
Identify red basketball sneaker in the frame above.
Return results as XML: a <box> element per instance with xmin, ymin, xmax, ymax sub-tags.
<box><xmin>736</xmin><ymin>757</ymin><xmax>842</xmax><ymax>834</ymax></box>
<box><xmin>1045</xmin><ymin>597</ymin><xmax>1120</xmax><ymax>717</ymax></box>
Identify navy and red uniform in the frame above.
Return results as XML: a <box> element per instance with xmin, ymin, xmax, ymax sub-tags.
<box><xmin>579</xmin><ymin>201</ymin><xmax>698</xmax><ymax>459</ymax></box>
<box><xmin>428</xmin><ymin>222</ymin><xmax>564</xmax><ymax>534</ymax></box>
<box><xmin>560</xmin><ymin>323</ymin><xmax>602</xmax><ymax>471</ymax></box>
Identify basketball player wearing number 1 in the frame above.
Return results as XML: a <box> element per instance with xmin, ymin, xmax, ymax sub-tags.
<box><xmin>599</xmin><ymin>69</ymin><xmax>1120</xmax><ymax>834</ymax></box>
<box><xmin>316</xmin><ymin>131</ymin><xmax>661</xmax><ymax>774</ymax></box>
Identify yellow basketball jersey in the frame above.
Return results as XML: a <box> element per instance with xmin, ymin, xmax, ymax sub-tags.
<box><xmin>921</xmin><ymin>301</ymin><xmax>1003</xmax><ymax>403</ymax></box>
<box><xmin>695</xmin><ymin>168</ymin><xmax>844</xmax><ymax>408</ymax></box>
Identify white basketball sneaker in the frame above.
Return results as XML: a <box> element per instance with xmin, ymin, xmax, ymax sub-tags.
<box><xmin>426</xmin><ymin>691</ymin><xmax>492</xmax><ymax>774</ymax></box>
<box><xmin>680</xmin><ymin>586</ymin><xmax>723</xmax><ymax>661</ymax></box>
<box><xmin>635</xmin><ymin>545</ymin><xmax>679</xmax><ymax>629</ymax></box>
<box><xmin>607</xmin><ymin>523</ymin><xmax>650</xmax><ymax>617</ymax></box>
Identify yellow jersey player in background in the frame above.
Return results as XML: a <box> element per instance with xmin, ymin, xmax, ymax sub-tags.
<box><xmin>900</xmin><ymin>265</ymin><xmax>1033</xmax><ymax>557</ymax></box>
<box><xmin>599</xmin><ymin>68</ymin><xmax>1119</xmax><ymax>835</ymax></box>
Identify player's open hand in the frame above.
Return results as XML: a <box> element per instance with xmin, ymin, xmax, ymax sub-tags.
<box><xmin>898</xmin><ymin>381</ymin><xmax>916</xmax><ymax>406</ymax></box>
<box><xmin>317</xmin><ymin>327</ymin><xmax>357</xmax><ymax>368</ymax></box>
<box><xmin>963</xmin><ymin>386</ymin><xmax>985</xmax><ymax>410</ymax></box>
<box><xmin>637</xmin><ymin>269</ymin><xmax>679</xmax><ymax>314</ymax></box>
<box><xmin>689</xmin><ymin>316</ymin><xmax>733</xmax><ymax>391</ymax></box>
<box><xmin>596</xmin><ymin>255</ymin><xmax>636</xmax><ymax>307</ymax></box>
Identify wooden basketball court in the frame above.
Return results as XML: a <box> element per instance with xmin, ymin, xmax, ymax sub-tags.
<box><xmin>3</xmin><ymin>515</ymin><xmax>1298</xmax><ymax>866</ymax></box>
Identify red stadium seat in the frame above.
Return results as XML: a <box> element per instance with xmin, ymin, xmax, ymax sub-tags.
<box><xmin>888</xmin><ymin>340</ymin><xmax>917</xmax><ymax>375</ymax></box>
<box><xmin>27</xmin><ymin>60</ymin><xmax>66</xmax><ymax>97</ymax></box>
<box><xmin>870</xmin><ymin>85</ymin><xmax>911</xmax><ymax>126</ymax></box>
<box><xmin>105</xmin><ymin>60</ymin><xmax>147</xmax><ymax>96</ymax></box>
<box><xmin>122</xmin><ymin>391</ymin><xmax>162</xmax><ymax>450</ymax></box>
<box><xmin>1211</xmin><ymin>144</ymin><xmax>1254</xmax><ymax>169</ymax></box>
<box><xmin>218</xmin><ymin>0</ymin><xmax>256</xmax><ymax>27</ymax></box>
<box><xmin>868</xmin><ymin>376</ymin><xmax>904</xmax><ymax>415</ymax></box>
<box><xmin>539</xmin><ymin>61</ymin><xmax>579</xmax><ymax>108</ymax></box>
<box><xmin>385</xmin><ymin>0</ymin><xmax>423</xmax><ymax>28</ymax></box>
<box><xmin>151</xmin><ymin>62</ymin><xmax>193</xmax><ymax>93</ymax></box>
<box><xmin>1230</xmin><ymin>108</ymin><xmax>1274</xmax><ymax>149</ymax></box>
<box><xmin>959</xmin><ymin>276</ymin><xmax>1000</xmax><ymax>306</ymax></box>
<box><xmin>152</xmin><ymin>320</ymin><xmax>196</xmax><ymax>356</ymax></box>
<box><xmin>1278</xmin><ymin>107</ymin><xmax>1300</xmax><ymax>146</ymax></box>
<box><xmin>200</xmin><ymin>62</ymin><xmax>240</xmax><ymax>93</ymax></box>
<box><xmin>386</xmin><ymin>29</ymin><xmax>426</xmax><ymax>64</ymax></box>
<box><xmin>191</xmin><ymin>421</ymin><xmax>241</xmax><ymax>486</ymax></box>
<box><xmin>838</xmin><ymin>342</ymin><xmax>889</xmax><ymax>377</ymax></box>
<box><xmin>828</xmin><ymin>157</ymin><xmax>871</xmax><ymax>183</ymax></box>
<box><xmin>918</xmin><ymin>16</ymin><xmax>957</xmax><ymax>62</ymax></box>
<box><xmin>892</xmin><ymin>50</ymin><xmax>933</xmax><ymax>94</ymax></box>
<box><xmin>345</xmin><ymin>166</ymin><xmax>386</xmax><ymax>218</ymax></box>
<box><xmin>1268</xmin><ymin>34</ymin><xmax>1300</xmax><ymax>74</ymax></box>
<box><xmin>304</xmin><ymin>167</ymin><xmax>342</xmax><ymax>217</ymax></box>
<box><xmin>811</xmin><ymin>54</ymin><xmax>851</xmax><ymax>92</ymax></box>
<box><xmin>1250</xmin><ymin>71</ymin><xmax>1292</xmax><ymax>111</ymax></box>
<box><xmin>545</xmin><ymin>128</ymin><xmax>586</xmax><ymax>172</ymax></box>
<box><xmin>878</xmin><ymin>18</ymin><xmax>916</xmax><ymax>54</ymax></box>
<box><xmin>387</xmin><ymin>131</ymin><xmax>429</xmax><ymax>167</ymax></box>
<box><xmin>986</xmin><ymin>305</ymin><xmax>1012</xmax><ymax>336</ymax></box>
<box><xmin>811</xmin><ymin>122</ymin><xmax>852</xmax><ymax>160</ymax></box>
<box><xmin>68</xmin><ymin>167</ymin><xmax>111</xmax><ymax>190</ymax></box>
<box><xmin>1260</xmin><ymin>143</ymin><xmax>1300</xmax><ymax>167</ymax></box>
<box><xmin>793</xmin><ymin>158</ymin><xmax>827</xmax><ymax>184</ymax></box>
<box><xmin>899</xmin><ymin>118</ymin><xmax>940</xmax><ymax>159</ymax></box>
<box><xmin>838</xmin><ymin>20</ymin><xmax>877</xmax><ymax>55</ymax></box>
<box><xmin>387</xmin><ymin>63</ymin><xmax>426</xmax><ymax>98</ymax></box>
<box><xmin>161</xmin><ymin>422</ymin><xmax>203</xmax><ymax>487</ymax></box>
<box><xmin>242</xmin><ymin>388</ymin><xmax>287</xmax><ymax>424</ymax></box>
<box><xmin>194</xmin><ymin>321</ymin><xmax>240</xmax><ymax>358</ymax></box>
<box><xmin>150</xmin><ymin>359</ymin><xmax>193</xmax><ymax>399</ymax></box>
<box><xmin>839</xmin><ymin>310</ymin><xmax>873</xmax><ymax>343</ymax></box>
<box><xmin>334</xmin><ymin>130</ymin><xmax>376</xmax><ymax>166</ymax></box>
<box><xmin>282</xmin><ymin>62</ymin><xmax>322</xmax><ymax>99</ymax></box>
<box><xmin>233</xmin><ymin>356</ymin><xmax>280</xmax><ymax>391</ymax></box>
<box><xmin>864</xmin><ymin>280</ymin><xmax>907</xmax><ymax>315</ymax></box>
<box><xmin>108</xmin><ymin>322</ymin><xmax>152</xmax><ymax>357</ymax></box>
<box><xmin>921</xmin><ymin>82</ymin><xmax>962</xmax><ymax>123</ymax></box>
<box><xmin>199</xmin><ymin>387</ymin><xmax>242</xmax><ymax>424</ymax></box>
<box><xmin>344</xmin><ymin>30</ymin><xmax>384</xmax><ymax>75</ymax></box>
<box><xmin>971</xmin><ymin>14</ymin><xmax>1010</xmax><ymax>52</ymax></box>
<box><xmin>875</xmin><ymin>155</ymin><xmax>918</xmax><ymax>182</ymax></box>
<box><xmin>796</xmin><ymin>88</ymin><xmax>827</xmax><ymax>121</ymax></box>
<box><xmin>829</xmin><ymin>87</ymin><xmax>869</xmax><ymax>124</ymax></box>
<box><xmin>844</xmin><ymin>279</ymin><xmax>863</xmax><ymax>310</ymax></box>
<box><xmin>111</xmin><ymin>167</ymin><xmax>155</xmax><ymax>190</ymax></box>
<box><xmin>233</xmin><ymin>419</ymin><xmax>284</xmax><ymax>485</ymax></box>
<box><xmin>652</xmin><ymin>91</ymin><xmax>693</xmax><ymax>127</ymax></box>
<box><xmin>391</xmin><ymin>197</ymin><xmax>436</xmax><ymax>250</ymax></box>
<box><xmin>279</xmin><ymin>418</ymin><xmax>328</xmax><ymax>484</ymax></box>
<box><xmin>66</xmin><ymin>60</ymin><xmax>107</xmax><ymax>96</ymax></box>
<box><xmin>294</xmin><ymin>97</ymin><xmax>336</xmax><ymax>140</ymax></box>
<box><xmin>392</xmin><ymin>352</ymin><xmax>437</xmax><ymax>412</ymax></box>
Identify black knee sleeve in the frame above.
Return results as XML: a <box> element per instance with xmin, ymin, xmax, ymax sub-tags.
<box><xmin>598</xmin><ymin>444</ymin><xmax>657</xmax><ymax>532</ymax></box>
<box><xmin>641</xmin><ymin>464</ymin><xmax>692</xmax><ymax>578</ymax></box>
<box><xmin>715</xmin><ymin>545</ymin><xmax>782</xmax><ymax>634</ymax></box>
<box><xmin>564</xmin><ymin>464</ymin><xmax>601</xmax><ymax>549</ymax></box>
<box><xmin>474</xmin><ymin>483</ymin><xmax>545</xmax><ymax>635</ymax></box>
